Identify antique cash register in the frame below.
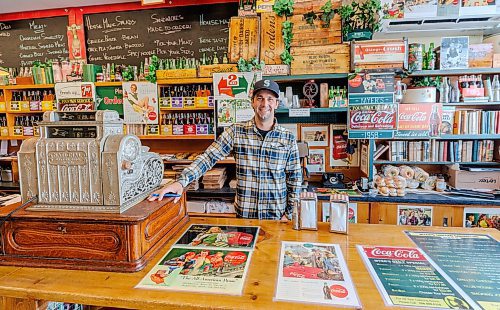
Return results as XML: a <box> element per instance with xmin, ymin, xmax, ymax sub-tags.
<box><xmin>0</xmin><ymin>110</ymin><xmax>188</xmax><ymax>272</ymax></box>
<box><xmin>18</xmin><ymin>110</ymin><xmax>162</xmax><ymax>213</ymax></box>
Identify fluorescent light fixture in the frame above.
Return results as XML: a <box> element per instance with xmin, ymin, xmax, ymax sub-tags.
<box><xmin>141</xmin><ymin>0</ymin><xmax>165</xmax><ymax>5</ymax></box>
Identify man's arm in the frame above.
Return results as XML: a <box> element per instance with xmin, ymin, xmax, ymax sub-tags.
<box><xmin>284</xmin><ymin>142</ymin><xmax>303</xmax><ymax>219</ymax></box>
<box><xmin>149</xmin><ymin>126</ymin><xmax>235</xmax><ymax>202</ymax></box>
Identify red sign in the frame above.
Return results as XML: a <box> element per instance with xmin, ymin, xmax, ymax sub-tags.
<box><xmin>398</xmin><ymin>103</ymin><xmax>433</xmax><ymax>131</ymax></box>
<box><xmin>349</xmin><ymin>104</ymin><xmax>397</xmax><ymax>130</ymax></box>
<box><xmin>330</xmin><ymin>285</ymin><xmax>349</xmax><ymax>298</ymax></box>
<box><xmin>363</xmin><ymin>246</ymin><xmax>426</xmax><ymax>261</ymax></box>
<box><xmin>59</xmin><ymin>103</ymin><xmax>94</xmax><ymax>111</ymax></box>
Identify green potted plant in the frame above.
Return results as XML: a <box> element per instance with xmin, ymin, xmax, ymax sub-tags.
<box><xmin>339</xmin><ymin>0</ymin><xmax>382</xmax><ymax>41</ymax></box>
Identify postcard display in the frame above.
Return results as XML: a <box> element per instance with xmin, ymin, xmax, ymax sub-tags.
<box><xmin>359</xmin><ymin>232</ymin><xmax>500</xmax><ymax>310</ymax></box>
<box><xmin>137</xmin><ymin>224</ymin><xmax>259</xmax><ymax>295</ymax></box>
<box><xmin>275</xmin><ymin>241</ymin><xmax>361</xmax><ymax>308</ymax></box>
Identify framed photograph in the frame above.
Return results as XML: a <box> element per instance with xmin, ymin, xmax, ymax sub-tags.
<box><xmin>280</xmin><ymin>123</ymin><xmax>299</xmax><ymax>140</ymax></box>
<box><xmin>397</xmin><ymin>205</ymin><xmax>433</xmax><ymax>226</ymax></box>
<box><xmin>463</xmin><ymin>208</ymin><xmax>499</xmax><ymax>229</ymax></box>
<box><xmin>440</xmin><ymin>37</ymin><xmax>469</xmax><ymax>70</ymax></box>
<box><xmin>301</xmin><ymin>125</ymin><xmax>329</xmax><ymax>147</ymax></box>
<box><xmin>307</xmin><ymin>149</ymin><xmax>325</xmax><ymax>173</ymax></box>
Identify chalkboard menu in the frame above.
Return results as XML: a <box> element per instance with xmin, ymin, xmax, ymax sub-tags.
<box><xmin>84</xmin><ymin>3</ymin><xmax>237</xmax><ymax>66</ymax></box>
<box><xmin>0</xmin><ymin>16</ymin><xmax>69</xmax><ymax>68</ymax></box>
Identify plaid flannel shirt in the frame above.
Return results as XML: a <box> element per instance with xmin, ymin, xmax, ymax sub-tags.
<box><xmin>177</xmin><ymin>118</ymin><xmax>302</xmax><ymax>220</ymax></box>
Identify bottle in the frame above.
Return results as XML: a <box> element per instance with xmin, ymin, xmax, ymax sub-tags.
<box><xmin>492</xmin><ymin>75</ymin><xmax>500</xmax><ymax>102</ymax></box>
<box><xmin>222</xmin><ymin>52</ymin><xmax>228</xmax><ymax>64</ymax></box>
<box><xmin>477</xmin><ymin>75</ymin><xmax>483</xmax><ymax>88</ymax></box>
<box><xmin>435</xmin><ymin>175</ymin><xmax>446</xmax><ymax>192</ymax></box>
<box><xmin>427</xmin><ymin>43</ymin><xmax>435</xmax><ymax>70</ymax></box>
<box><xmin>71</xmin><ymin>28</ymin><xmax>81</xmax><ymax>59</ymax></box>
<box><xmin>429</xmin><ymin>104</ymin><xmax>440</xmax><ymax>136</ymax></box>
<box><xmin>212</xmin><ymin>52</ymin><xmax>219</xmax><ymax>65</ymax></box>
<box><xmin>110</xmin><ymin>63</ymin><xmax>116</xmax><ymax>82</ymax></box>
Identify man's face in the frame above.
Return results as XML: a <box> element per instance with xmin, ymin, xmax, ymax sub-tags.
<box><xmin>252</xmin><ymin>90</ymin><xmax>278</xmax><ymax>122</ymax></box>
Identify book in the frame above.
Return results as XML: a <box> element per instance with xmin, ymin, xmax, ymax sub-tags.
<box><xmin>441</xmin><ymin>106</ymin><xmax>455</xmax><ymax>135</ymax></box>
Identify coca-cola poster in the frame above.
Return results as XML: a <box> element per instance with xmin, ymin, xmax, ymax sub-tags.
<box><xmin>358</xmin><ymin>245</ymin><xmax>474</xmax><ymax>309</ymax></box>
<box><xmin>55</xmin><ymin>82</ymin><xmax>96</xmax><ymax>109</ymax></box>
<box><xmin>348</xmin><ymin>103</ymin><xmax>398</xmax><ymax>139</ymax></box>
<box><xmin>348</xmin><ymin>73</ymin><xmax>395</xmax><ymax>94</ymax></box>
<box><xmin>275</xmin><ymin>241</ymin><xmax>361</xmax><ymax>308</ymax></box>
<box><xmin>122</xmin><ymin>82</ymin><xmax>159</xmax><ymax>124</ymax></box>
<box><xmin>395</xmin><ymin>103</ymin><xmax>442</xmax><ymax>138</ymax></box>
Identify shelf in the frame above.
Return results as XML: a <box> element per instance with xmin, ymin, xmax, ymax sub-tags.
<box><xmin>374</xmin><ymin>160</ymin><xmax>500</xmax><ymax>165</ymax></box>
<box><xmin>276</xmin><ymin>107</ymin><xmax>347</xmax><ymax>113</ymax></box>
<box><xmin>409</xmin><ymin>68</ymin><xmax>500</xmax><ymax>77</ymax></box>
<box><xmin>0</xmin><ymin>181</ymin><xmax>20</xmax><ymax>191</ymax></box>
<box><xmin>157</xmin><ymin>78</ymin><xmax>213</xmax><ymax>84</ymax></box>
<box><xmin>0</xmin><ymin>157</ymin><xmax>17</xmax><ymax>162</ymax></box>
<box><xmin>138</xmin><ymin>135</ymin><xmax>215</xmax><ymax>140</ymax></box>
<box><xmin>160</xmin><ymin>107</ymin><xmax>214</xmax><ymax>111</ymax></box>
<box><xmin>7</xmin><ymin>110</ymin><xmax>45</xmax><ymax>114</ymax></box>
<box><xmin>267</xmin><ymin>73</ymin><xmax>348</xmax><ymax>82</ymax></box>
<box><xmin>94</xmin><ymin>82</ymin><xmax>122</xmax><ymax>87</ymax></box>
<box><xmin>187</xmin><ymin>187</ymin><xmax>236</xmax><ymax>196</ymax></box>
<box><xmin>0</xmin><ymin>136</ymin><xmax>31</xmax><ymax>140</ymax></box>
<box><xmin>188</xmin><ymin>212</ymin><xmax>236</xmax><ymax>218</ymax></box>
<box><xmin>439</xmin><ymin>134</ymin><xmax>500</xmax><ymax>139</ymax></box>
<box><xmin>443</xmin><ymin>102</ymin><xmax>500</xmax><ymax>106</ymax></box>
<box><xmin>1</xmin><ymin>84</ymin><xmax>55</xmax><ymax>90</ymax></box>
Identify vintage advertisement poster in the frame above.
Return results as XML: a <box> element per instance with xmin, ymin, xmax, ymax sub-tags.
<box><xmin>460</xmin><ymin>0</ymin><xmax>498</xmax><ymax>15</ymax></box>
<box><xmin>174</xmin><ymin>224</ymin><xmax>260</xmax><ymax>249</ymax></box>
<box><xmin>404</xmin><ymin>0</ymin><xmax>438</xmax><ymax>18</ymax></box>
<box><xmin>122</xmin><ymin>82</ymin><xmax>159</xmax><ymax>124</ymax></box>
<box><xmin>137</xmin><ymin>247</ymin><xmax>252</xmax><ymax>295</ymax></box>
<box><xmin>275</xmin><ymin>241</ymin><xmax>361</xmax><ymax>308</ymax></box>
<box><xmin>381</xmin><ymin>0</ymin><xmax>405</xmax><ymax>19</ymax></box>
<box><xmin>398</xmin><ymin>205</ymin><xmax>433</xmax><ymax>226</ymax></box>
<box><xmin>216</xmin><ymin>99</ymin><xmax>237</xmax><ymax>127</ymax></box>
<box><xmin>322</xmin><ymin>202</ymin><xmax>358</xmax><ymax>223</ymax></box>
<box><xmin>358</xmin><ymin>245</ymin><xmax>474</xmax><ymax>309</ymax></box>
<box><xmin>406</xmin><ymin>231</ymin><xmax>500</xmax><ymax>310</ymax></box>
<box><xmin>301</xmin><ymin>125</ymin><xmax>329</xmax><ymax>147</ymax></box>
<box><xmin>463</xmin><ymin>208</ymin><xmax>499</xmax><ymax>229</ymax></box>
<box><xmin>234</xmin><ymin>99</ymin><xmax>254</xmax><ymax>123</ymax></box>
<box><xmin>395</xmin><ymin>103</ymin><xmax>442</xmax><ymax>138</ymax></box>
<box><xmin>330</xmin><ymin>124</ymin><xmax>360</xmax><ymax>167</ymax></box>
<box><xmin>213</xmin><ymin>72</ymin><xmax>262</xmax><ymax>99</ymax></box>
<box><xmin>348</xmin><ymin>103</ymin><xmax>398</xmax><ymax>139</ymax></box>
<box><xmin>440</xmin><ymin>37</ymin><xmax>469</xmax><ymax>70</ymax></box>
<box><xmin>307</xmin><ymin>149</ymin><xmax>326</xmax><ymax>173</ymax></box>
<box><xmin>352</xmin><ymin>44</ymin><xmax>406</xmax><ymax>66</ymax></box>
<box><xmin>347</xmin><ymin>73</ymin><xmax>396</xmax><ymax>94</ymax></box>
<box><xmin>96</xmin><ymin>86</ymin><xmax>123</xmax><ymax>116</ymax></box>
<box><xmin>55</xmin><ymin>82</ymin><xmax>96</xmax><ymax>111</ymax></box>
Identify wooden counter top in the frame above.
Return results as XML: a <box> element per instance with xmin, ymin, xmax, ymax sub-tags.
<box><xmin>0</xmin><ymin>218</ymin><xmax>498</xmax><ymax>310</ymax></box>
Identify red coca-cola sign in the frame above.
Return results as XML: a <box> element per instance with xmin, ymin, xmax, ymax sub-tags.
<box><xmin>224</xmin><ymin>251</ymin><xmax>247</xmax><ymax>265</ymax></box>
<box><xmin>364</xmin><ymin>246</ymin><xmax>425</xmax><ymax>261</ymax></box>
<box><xmin>59</xmin><ymin>103</ymin><xmax>94</xmax><ymax>111</ymax></box>
<box><xmin>398</xmin><ymin>103</ymin><xmax>436</xmax><ymax>131</ymax></box>
<box><xmin>349</xmin><ymin>107</ymin><xmax>397</xmax><ymax>130</ymax></box>
<box><xmin>330</xmin><ymin>285</ymin><xmax>349</xmax><ymax>298</ymax></box>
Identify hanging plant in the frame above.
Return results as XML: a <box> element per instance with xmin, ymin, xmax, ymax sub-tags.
<box><xmin>237</xmin><ymin>57</ymin><xmax>265</xmax><ymax>72</ymax></box>
<box><xmin>339</xmin><ymin>0</ymin><xmax>381</xmax><ymax>41</ymax></box>
<box><xmin>320</xmin><ymin>1</ymin><xmax>335</xmax><ymax>28</ymax></box>
<box><xmin>146</xmin><ymin>55</ymin><xmax>159</xmax><ymax>83</ymax></box>
<box><xmin>303</xmin><ymin>11</ymin><xmax>317</xmax><ymax>25</ymax></box>
<box><xmin>273</xmin><ymin>0</ymin><xmax>294</xmax><ymax>17</ymax></box>
<box><xmin>122</xmin><ymin>66</ymin><xmax>134</xmax><ymax>81</ymax></box>
<box><xmin>280</xmin><ymin>20</ymin><xmax>294</xmax><ymax>65</ymax></box>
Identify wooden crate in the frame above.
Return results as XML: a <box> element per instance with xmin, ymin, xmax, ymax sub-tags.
<box><xmin>289</xmin><ymin>15</ymin><xmax>342</xmax><ymax>47</ymax></box>
<box><xmin>156</xmin><ymin>69</ymin><xmax>197</xmax><ymax>79</ymax></box>
<box><xmin>228</xmin><ymin>16</ymin><xmax>260</xmax><ymax>63</ymax></box>
<box><xmin>260</xmin><ymin>12</ymin><xmax>285</xmax><ymax>65</ymax></box>
<box><xmin>198</xmin><ymin>64</ymin><xmax>238</xmax><ymax>77</ymax></box>
<box><xmin>351</xmin><ymin>39</ymin><xmax>408</xmax><ymax>71</ymax></box>
<box><xmin>290</xmin><ymin>44</ymin><xmax>350</xmax><ymax>75</ymax></box>
<box><xmin>293</xmin><ymin>0</ymin><xmax>341</xmax><ymax>15</ymax></box>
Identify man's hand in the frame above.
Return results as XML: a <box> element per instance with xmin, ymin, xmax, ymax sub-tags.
<box><xmin>280</xmin><ymin>214</ymin><xmax>289</xmax><ymax>222</ymax></box>
<box><xmin>148</xmin><ymin>181</ymin><xmax>184</xmax><ymax>203</ymax></box>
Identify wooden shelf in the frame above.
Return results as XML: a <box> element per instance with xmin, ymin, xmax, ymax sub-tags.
<box><xmin>188</xmin><ymin>212</ymin><xmax>236</xmax><ymax>218</ymax></box>
<box><xmin>164</xmin><ymin>158</ymin><xmax>236</xmax><ymax>164</ymax></box>
<box><xmin>276</xmin><ymin>107</ymin><xmax>347</xmax><ymax>113</ymax></box>
<box><xmin>157</xmin><ymin>78</ymin><xmax>213</xmax><ymax>84</ymax></box>
<box><xmin>409</xmin><ymin>68</ymin><xmax>500</xmax><ymax>77</ymax></box>
<box><xmin>1</xmin><ymin>84</ymin><xmax>55</xmax><ymax>90</ymax></box>
<box><xmin>94</xmin><ymin>82</ymin><xmax>122</xmax><ymax>87</ymax></box>
<box><xmin>374</xmin><ymin>160</ymin><xmax>500</xmax><ymax>165</ymax></box>
<box><xmin>0</xmin><ymin>157</ymin><xmax>17</xmax><ymax>162</ymax></box>
<box><xmin>160</xmin><ymin>107</ymin><xmax>214</xmax><ymax>111</ymax></box>
<box><xmin>443</xmin><ymin>101</ymin><xmax>500</xmax><ymax>106</ymax></box>
<box><xmin>439</xmin><ymin>134</ymin><xmax>500</xmax><ymax>139</ymax></box>
<box><xmin>6</xmin><ymin>110</ymin><xmax>45</xmax><ymax>114</ymax></box>
<box><xmin>0</xmin><ymin>136</ymin><xmax>31</xmax><ymax>140</ymax></box>
<box><xmin>138</xmin><ymin>135</ymin><xmax>215</xmax><ymax>140</ymax></box>
<box><xmin>267</xmin><ymin>73</ymin><xmax>348</xmax><ymax>82</ymax></box>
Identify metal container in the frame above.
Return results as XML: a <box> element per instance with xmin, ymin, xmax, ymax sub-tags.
<box><xmin>408</xmin><ymin>43</ymin><xmax>424</xmax><ymax>72</ymax></box>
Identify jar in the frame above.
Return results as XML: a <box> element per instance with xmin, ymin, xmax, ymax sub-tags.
<box><xmin>436</xmin><ymin>177</ymin><xmax>446</xmax><ymax>192</ymax></box>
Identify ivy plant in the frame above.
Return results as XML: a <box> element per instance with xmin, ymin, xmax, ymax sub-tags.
<box><xmin>122</xmin><ymin>66</ymin><xmax>134</xmax><ymax>81</ymax></box>
<box><xmin>411</xmin><ymin>76</ymin><xmax>442</xmax><ymax>88</ymax></box>
<box><xmin>320</xmin><ymin>1</ymin><xmax>335</xmax><ymax>28</ymax></box>
<box><xmin>273</xmin><ymin>0</ymin><xmax>294</xmax><ymax>17</ymax></box>
<box><xmin>237</xmin><ymin>57</ymin><xmax>265</xmax><ymax>72</ymax></box>
<box><xmin>280</xmin><ymin>20</ymin><xmax>294</xmax><ymax>65</ymax></box>
<box><xmin>145</xmin><ymin>55</ymin><xmax>160</xmax><ymax>83</ymax></box>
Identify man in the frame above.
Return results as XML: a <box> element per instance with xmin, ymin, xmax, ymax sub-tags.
<box><xmin>149</xmin><ymin>79</ymin><xmax>302</xmax><ymax>220</ymax></box>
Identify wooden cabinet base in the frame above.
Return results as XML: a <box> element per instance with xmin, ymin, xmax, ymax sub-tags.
<box><xmin>0</xmin><ymin>199</ymin><xmax>188</xmax><ymax>273</ymax></box>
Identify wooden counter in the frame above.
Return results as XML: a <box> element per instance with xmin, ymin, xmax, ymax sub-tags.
<box><xmin>0</xmin><ymin>218</ymin><xmax>498</xmax><ymax>310</ymax></box>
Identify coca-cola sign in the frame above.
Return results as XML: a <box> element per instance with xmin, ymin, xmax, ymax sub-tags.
<box><xmin>59</xmin><ymin>103</ymin><xmax>94</xmax><ymax>111</ymax></box>
<box><xmin>396</xmin><ymin>103</ymin><xmax>441</xmax><ymax>138</ymax></box>
<box><xmin>349</xmin><ymin>104</ymin><xmax>397</xmax><ymax>130</ymax></box>
<box><xmin>364</xmin><ymin>246</ymin><xmax>426</xmax><ymax>261</ymax></box>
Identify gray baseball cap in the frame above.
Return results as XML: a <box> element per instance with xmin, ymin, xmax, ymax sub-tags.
<box><xmin>253</xmin><ymin>79</ymin><xmax>280</xmax><ymax>98</ymax></box>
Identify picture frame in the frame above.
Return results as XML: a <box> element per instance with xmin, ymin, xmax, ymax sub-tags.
<box><xmin>397</xmin><ymin>205</ymin><xmax>433</xmax><ymax>226</ymax></box>
<box><xmin>440</xmin><ymin>37</ymin><xmax>469</xmax><ymax>70</ymax></box>
<box><xmin>301</xmin><ymin>125</ymin><xmax>329</xmax><ymax>147</ymax></box>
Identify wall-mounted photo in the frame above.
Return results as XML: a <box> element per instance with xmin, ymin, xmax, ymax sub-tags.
<box><xmin>301</xmin><ymin>125</ymin><xmax>329</xmax><ymax>147</ymax></box>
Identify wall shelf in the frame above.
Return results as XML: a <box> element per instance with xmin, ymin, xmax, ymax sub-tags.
<box><xmin>157</xmin><ymin>78</ymin><xmax>213</xmax><ymax>84</ymax></box>
<box><xmin>94</xmin><ymin>82</ymin><xmax>122</xmax><ymax>87</ymax></box>
<box><xmin>160</xmin><ymin>107</ymin><xmax>213</xmax><ymax>111</ymax></box>
<box><xmin>138</xmin><ymin>135</ymin><xmax>215</xmax><ymax>140</ymax></box>
<box><xmin>268</xmin><ymin>73</ymin><xmax>348</xmax><ymax>82</ymax></box>
<box><xmin>1</xmin><ymin>84</ymin><xmax>55</xmax><ymax>90</ymax></box>
<box><xmin>409</xmin><ymin>68</ymin><xmax>500</xmax><ymax>77</ymax></box>
<box><xmin>374</xmin><ymin>160</ymin><xmax>499</xmax><ymax>165</ymax></box>
<box><xmin>443</xmin><ymin>102</ymin><xmax>500</xmax><ymax>106</ymax></box>
<box><xmin>275</xmin><ymin>107</ymin><xmax>347</xmax><ymax>113</ymax></box>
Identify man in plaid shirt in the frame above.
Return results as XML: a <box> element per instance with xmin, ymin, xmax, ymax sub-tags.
<box><xmin>149</xmin><ymin>79</ymin><xmax>303</xmax><ymax>220</ymax></box>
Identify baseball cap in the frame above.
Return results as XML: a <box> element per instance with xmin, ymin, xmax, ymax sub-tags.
<box><xmin>253</xmin><ymin>79</ymin><xmax>280</xmax><ymax>98</ymax></box>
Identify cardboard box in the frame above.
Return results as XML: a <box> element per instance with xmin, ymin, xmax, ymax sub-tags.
<box><xmin>468</xmin><ymin>43</ymin><xmax>493</xmax><ymax>68</ymax></box>
<box><xmin>447</xmin><ymin>166</ymin><xmax>500</xmax><ymax>190</ymax></box>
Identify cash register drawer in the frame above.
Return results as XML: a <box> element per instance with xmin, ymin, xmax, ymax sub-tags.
<box><xmin>4</xmin><ymin>221</ymin><xmax>128</xmax><ymax>261</ymax></box>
